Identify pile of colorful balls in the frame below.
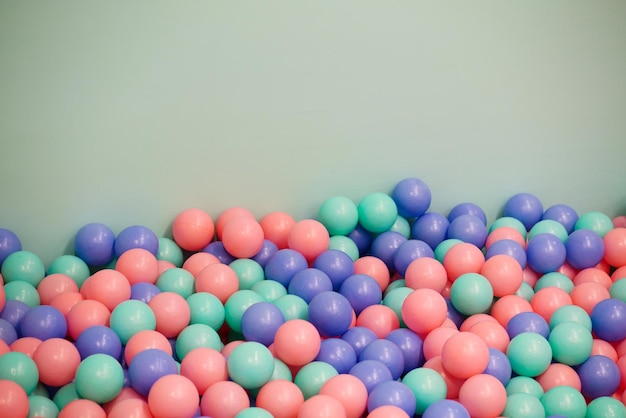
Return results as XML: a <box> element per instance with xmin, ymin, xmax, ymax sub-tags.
<box><xmin>1</xmin><ymin>177</ymin><xmax>626</xmax><ymax>418</ymax></box>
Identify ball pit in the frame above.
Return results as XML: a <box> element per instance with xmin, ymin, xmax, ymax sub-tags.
<box><xmin>1</xmin><ymin>177</ymin><xmax>626</xmax><ymax>417</ymax></box>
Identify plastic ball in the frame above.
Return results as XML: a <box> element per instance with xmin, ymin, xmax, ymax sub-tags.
<box><xmin>503</xmin><ymin>192</ymin><xmax>543</xmax><ymax>231</ymax></box>
<box><xmin>1</xmin><ymin>251</ymin><xmax>45</xmax><ymax>288</ymax></box>
<box><xmin>565</xmin><ymin>229</ymin><xmax>605</xmax><ymax>270</ymax></box>
<box><xmin>285</xmin><ymin>219</ymin><xmax>329</xmax><ymax>262</ymax></box>
<box><xmin>443</xmin><ymin>242</ymin><xmax>485</xmax><ymax>281</ymax></box>
<box><xmin>221</xmin><ymin>217</ymin><xmax>264</xmax><ymax>259</ymax></box>
<box><xmin>255</xmin><ymin>380</ymin><xmax>304</xmax><ymax>418</ymax></box>
<box><xmin>74</xmin><ymin>325</ymin><xmax>122</xmax><ymax>361</ymax></box>
<box><xmin>156</xmin><ymin>237</ymin><xmax>183</xmax><ymax>267</ymax></box>
<box><xmin>241</xmin><ymin>302</ymin><xmax>284</xmax><ymax>346</ymax></box>
<box><xmin>526</xmin><ymin>233</ymin><xmax>566</xmax><ymax>274</ymax></box>
<box><xmin>603</xmin><ymin>227</ymin><xmax>626</xmax><ymax>268</ymax></box>
<box><xmin>252</xmin><ymin>239</ymin><xmax>279</xmax><ymax>267</ymax></box>
<box><xmin>264</xmin><ymin>249</ymin><xmax>308</xmax><ymax>287</ymax></box>
<box><xmin>114</xmin><ymin>225</ymin><xmax>158</xmax><ymax>257</ymax></box>
<box><xmin>346</xmin><ymin>223</ymin><xmax>374</xmax><ymax>255</ymax></box>
<box><xmin>156</xmin><ymin>267</ymin><xmax>196</xmax><ymax>298</ymax></box>
<box><xmin>349</xmin><ymin>359</ymin><xmax>393</xmax><ymax>394</ymax></box>
<box><xmin>147</xmin><ymin>291</ymin><xmax>190</xmax><ymax>338</ymax></box>
<box><xmin>319</xmin><ymin>374</ymin><xmax>368</xmax><ymax>418</ymax></box>
<box><xmin>391</xmin><ymin>177</ymin><xmax>431</xmax><ymax>218</ymax></box>
<box><xmin>307</xmin><ymin>291</ymin><xmax>353</xmax><ymax>337</ymax></box>
<box><xmin>357</xmin><ymin>192</ymin><xmax>398</xmax><ymax>234</ymax></box>
<box><xmin>506</xmin><ymin>311</ymin><xmax>550</xmax><ymax>339</ymax></box>
<box><xmin>359</xmin><ymin>339</ymin><xmax>405</xmax><ymax>380</ymax></box>
<box><xmin>506</xmin><ymin>332</ymin><xmax>552</xmax><ymax>377</ymax></box>
<box><xmin>481</xmin><ymin>254</ymin><xmax>523</xmax><ymax>297</ymax></box>
<box><xmin>393</xmin><ymin>239</ymin><xmax>434</xmax><ymax>277</ymax></box>
<box><xmin>9</xmin><ymin>336</ymin><xmax>40</xmax><ymax>358</ymax></box>
<box><xmin>203</xmin><ymin>241</ymin><xmax>236</xmax><ymax>264</ymax></box>
<box><xmin>535</xmin><ymin>362</ymin><xmax>581</xmax><ymax>392</ymax></box>
<box><xmin>458</xmin><ymin>373</ymin><xmax>507</xmax><ymax>418</ymax></box>
<box><xmin>356</xmin><ymin>304</ymin><xmax>399</xmax><ymax>338</ymax></box>
<box><xmin>58</xmin><ymin>399</ymin><xmax>106</xmax><ymax>418</ymax></box>
<box><xmin>297</xmin><ymin>394</ymin><xmax>347</xmax><ymax>418</ymax></box>
<box><xmin>485</xmin><ymin>225</ymin><xmax>526</xmax><ymax>249</ymax></box>
<box><xmin>341</xmin><ymin>326</ymin><xmax>377</xmax><ymax>356</ymax></box>
<box><xmin>171</xmin><ymin>208</ymin><xmax>214</xmax><ymax>252</ymax></box>
<box><xmin>184</xmin><ymin>293</ymin><xmax>223</xmax><ymax>332</ymax></box>
<box><xmin>542</xmin><ymin>203</ymin><xmax>579</xmax><ymax>234</ymax></box>
<box><xmin>200</xmin><ymin>380</ymin><xmax>249</xmax><ymax>417</ymax></box>
<box><xmin>223</xmin><ymin>289</ymin><xmax>263</xmax><ymax>335</ymax></box>
<box><xmin>401</xmin><ymin>288</ymin><xmax>447</xmax><ymax>335</ymax></box>
<box><xmin>32</xmin><ymin>337</ymin><xmax>80</xmax><ymax>387</ymax></box>
<box><xmin>328</xmin><ymin>236</ymin><xmax>360</xmax><ymax>261</ymax></box>
<box><xmin>66</xmin><ymin>299</ymin><xmax>110</xmax><ymax>340</ymax></box>
<box><xmin>288</xmin><ymin>268</ymin><xmax>333</xmax><ymax>303</ymax></box>
<box><xmin>571</xmin><ymin>281</ymin><xmax>610</xmax><ymax>314</ymax></box>
<box><xmin>3</xmin><ymin>281</ymin><xmax>39</xmax><ymax>308</ymax></box>
<box><xmin>115</xmin><ymin>248</ymin><xmax>159</xmax><ymax>285</ymax></box>
<box><xmin>19</xmin><ymin>305</ymin><xmax>67</xmax><ymax>341</ymax></box>
<box><xmin>195</xmin><ymin>263</ymin><xmax>239</xmax><ymax>304</ymax></box>
<box><xmin>549</xmin><ymin>304</ymin><xmax>591</xmax><ymax>330</ymax></box>
<box><xmin>367</xmin><ymin>380</ymin><xmax>416</xmax><ymax>417</ymax></box>
<box><xmin>181</xmin><ymin>252</ymin><xmax>219</xmax><ymax>277</ymax></box>
<box><xmin>109</xmin><ymin>299</ymin><xmax>156</xmax><ymax>345</ymax></box>
<box><xmin>147</xmin><ymin>374</ymin><xmax>199</xmax><ymax>418</ymax></box>
<box><xmin>0</xmin><ymin>228</ymin><xmax>21</xmax><ymax>266</ymax></box>
<box><xmin>411</xmin><ymin>212</ymin><xmax>449</xmax><ymax>250</ymax></box>
<box><xmin>0</xmin><ymin>351</ymin><xmax>39</xmax><ymax>394</ymax></box>
<box><xmin>549</xmin><ymin>321</ymin><xmax>592</xmax><ymax>366</ymax></box>
<box><xmin>74</xmin><ymin>223</ymin><xmax>116</xmax><ymax>266</ymax></box>
<box><xmin>485</xmin><ymin>239</ymin><xmax>527</xmax><ymax>269</ymax></box>
<box><xmin>81</xmin><ymin>269</ymin><xmax>132</xmax><ymax>311</ymax></box>
<box><xmin>422</xmin><ymin>399</ymin><xmax>470</xmax><ymax>418</ymax></box>
<box><xmin>259</xmin><ymin>211</ymin><xmax>296</xmax><ymax>250</ymax></box>
<box><xmin>227</xmin><ymin>341</ymin><xmax>274</xmax><ymax>389</ymax></box>
<box><xmin>273</xmin><ymin>319</ymin><xmax>320</xmax><ymax>366</ymax></box>
<box><xmin>441</xmin><ymin>331</ymin><xmax>490</xmax><ymax>380</ymax></box>
<box><xmin>314</xmin><ymin>338</ymin><xmax>357</xmax><ymax>374</ymax></box>
<box><xmin>502</xmin><ymin>393</ymin><xmax>546</xmax><ymax>418</ymax></box>
<box><xmin>36</xmin><ymin>273</ymin><xmax>79</xmax><ymax>306</ymax></box>
<box><xmin>423</xmin><ymin>326</ymin><xmax>459</xmax><ymax>360</ymax></box>
<box><xmin>317</xmin><ymin>196</ymin><xmax>359</xmax><ymax>236</ymax></box>
<box><xmin>75</xmin><ymin>353</ymin><xmax>124</xmax><ymax>403</ymax></box>
<box><xmin>528</xmin><ymin>219</ymin><xmax>569</xmax><ymax>242</ymax></box>
<box><xmin>252</xmin><ymin>279</ymin><xmax>287</xmax><ymax>302</ymax></box>
<box><xmin>505</xmin><ymin>375</ymin><xmax>544</xmax><ymax>398</ymax></box>
<box><xmin>482</xmin><ymin>348</ymin><xmax>512</xmax><ymax>386</ymax></box>
<box><xmin>446</xmin><ymin>214</ymin><xmax>487</xmax><ymax>248</ymax></box>
<box><xmin>401</xmin><ymin>367</ymin><xmax>447</xmax><ymax>415</ymax></box>
<box><xmin>130</xmin><ymin>282</ymin><xmax>161</xmax><ymax>303</ymax></box>
<box><xmin>449</xmin><ymin>273</ymin><xmax>494</xmax><ymax>316</ymax></box>
<box><xmin>590</xmin><ymin>298</ymin><xmax>626</xmax><ymax>342</ymax></box>
<box><xmin>310</xmin><ymin>251</ymin><xmax>355</xmax><ymax>294</ymax></box>
<box><xmin>586</xmin><ymin>397</ymin><xmax>626</xmax><ymax>418</ymax></box>
<box><xmin>534</xmin><ymin>272</ymin><xmax>574</xmax><ymax>293</ymax></box>
<box><xmin>0</xmin><ymin>318</ymin><xmax>17</xmax><ymax>346</ymax></box>
<box><xmin>273</xmin><ymin>293</ymin><xmax>308</xmax><ymax>321</ymax></box>
<box><xmin>294</xmin><ymin>360</ymin><xmax>338</xmax><ymax>400</ymax></box>
<box><xmin>576</xmin><ymin>355</ymin><xmax>620</xmax><ymax>399</ymax></box>
<box><xmin>106</xmin><ymin>398</ymin><xmax>152</xmax><ymax>418</ymax></box>
<box><xmin>540</xmin><ymin>385</ymin><xmax>587</xmax><ymax>418</ymax></box>
<box><xmin>403</xmin><ymin>258</ymin><xmax>445</xmax><ymax>295</ymax></box>
<box><xmin>370</xmin><ymin>231</ymin><xmax>407</xmax><ymax>270</ymax></box>
<box><xmin>467</xmin><ymin>320</ymin><xmax>510</xmax><ymax>353</ymax></box>
<box><xmin>339</xmin><ymin>274</ymin><xmax>382</xmax><ymax>315</ymax></box>
<box><xmin>385</xmin><ymin>328</ymin><xmax>424</xmax><ymax>373</ymax></box>
<box><xmin>575</xmin><ymin>211</ymin><xmax>614</xmax><ymax>238</ymax></box>
<box><xmin>28</xmin><ymin>394</ymin><xmax>60</xmax><ymax>418</ymax></box>
<box><xmin>178</xmin><ymin>347</ymin><xmax>227</xmax><ymax>394</ymax></box>
<box><xmin>127</xmin><ymin>348</ymin><xmax>178</xmax><ymax>396</ymax></box>
<box><xmin>175</xmin><ymin>323</ymin><xmax>223</xmax><ymax>360</ymax></box>
<box><xmin>530</xmin><ymin>286</ymin><xmax>572</xmax><ymax>323</ymax></box>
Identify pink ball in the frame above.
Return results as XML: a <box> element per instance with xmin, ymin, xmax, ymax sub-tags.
<box><xmin>260</xmin><ymin>211</ymin><xmax>296</xmax><ymax>250</ymax></box>
<box><xmin>556</xmin><ymin>262</ymin><xmax>577</xmax><ymax>279</ymax></box>
<box><xmin>9</xmin><ymin>337</ymin><xmax>42</xmax><ymax>358</ymax></box>
<box><xmin>459</xmin><ymin>313</ymin><xmax>498</xmax><ymax>332</ymax></box>
<box><xmin>80</xmin><ymin>269</ymin><xmax>131</xmax><ymax>311</ymax></box>
<box><xmin>353</xmin><ymin>256</ymin><xmax>391</xmax><ymax>292</ymax></box>
<box><xmin>103</xmin><ymin>387</ymin><xmax>144</xmax><ymax>415</ymax></box>
<box><xmin>611</xmin><ymin>266</ymin><xmax>626</xmax><ymax>282</ymax></box>
<box><xmin>522</xmin><ymin>267</ymin><xmax>540</xmax><ymax>288</ymax></box>
<box><xmin>180</xmin><ymin>347</ymin><xmax>228</xmax><ymax>394</ymax></box>
<box><xmin>404</xmin><ymin>257</ymin><xmax>448</xmax><ymax>293</ymax></box>
<box><xmin>485</xmin><ymin>226</ymin><xmax>526</xmax><ymax>250</ymax></box>
<box><xmin>0</xmin><ymin>340</ymin><xmax>9</xmax><ymax>356</ymax></box>
<box><xmin>256</xmin><ymin>380</ymin><xmax>305</xmax><ymax>418</ymax></box>
<box><xmin>441</xmin><ymin>331</ymin><xmax>490</xmax><ymax>380</ymax></box>
<box><xmin>491</xmin><ymin>295</ymin><xmax>533</xmax><ymax>327</ymax></box>
<box><xmin>181</xmin><ymin>252</ymin><xmax>220</xmax><ymax>277</ymax></box>
<box><xmin>222</xmin><ymin>217</ymin><xmax>265</xmax><ymax>259</ymax></box>
<box><xmin>66</xmin><ymin>299</ymin><xmax>111</xmax><ymax>340</ymax></box>
<box><xmin>287</xmin><ymin>219</ymin><xmax>330</xmax><ymax>262</ymax></box>
<box><xmin>604</xmin><ymin>227</ymin><xmax>626</xmax><ymax>268</ymax></box>
<box><xmin>172</xmin><ymin>208</ymin><xmax>215</xmax><ymax>251</ymax></box>
<box><xmin>0</xmin><ymin>379</ymin><xmax>29</xmax><ymax>418</ymax></box>
<box><xmin>319</xmin><ymin>374</ymin><xmax>368</xmax><ymax>418</ymax></box>
<box><xmin>59</xmin><ymin>399</ymin><xmax>106</xmax><ymax>418</ymax></box>
<box><xmin>297</xmin><ymin>394</ymin><xmax>347</xmax><ymax>418</ymax></box>
<box><xmin>32</xmin><ymin>337</ymin><xmax>81</xmax><ymax>387</ymax></box>
<box><xmin>401</xmin><ymin>288</ymin><xmax>447</xmax><ymax>335</ymax></box>
<box><xmin>443</xmin><ymin>242</ymin><xmax>485</xmax><ymax>282</ymax></box>
<box><xmin>49</xmin><ymin>291</ymin><xmax>84</xmax><ymax>318</ymax></box>
<box><xmin>148</xmin><ymin>374</ymin><xmax>199</xmax><ymax>418</ymax></box>
<box><xmin>367</xmin><ymin>405</ymin><xmax>411</xmax><ymax>418</ymax></box>
<box><xmin>573</xmin><ymin>267</ymin><xmax>612</xmax><ymax>289</ymax></box>
<box><xmin>535</xmin><ymin>363</ymin><xmax>581</xmax><ymax>392</ymax></box>
<box><xmin>115</xmin><ymin>248</ymin><xmax>159</xmax><ymax>285</ymax></box>
<box><xmin>591</xmin><ymin>338</ymin><xmax>618</xmax><ymax>361</ymax></box>
<box><xmin>468</xmin><ymin>319</ymin><xmax>510</xmax><ymax>353</ymax></box>
<box><xmin>273</xmin><ymin>319</ymin><xmax>321</xmax><ymax>366</ymax></box>
<box><xmin>216</xmin><ymin>207</ymin><xmax>255</xmax><ymax>240</ymax></box>
<box><xmin>423</xmin><ymin>326</ymin><xmax>459</xmax><ymax>361</ymax></box>
<box><xmin>480</xmin><ymin>254</ymin><xmax>523</xmax><ymax>297</ymax></box>
<box><xmin>124</xmin><ymin>330</ymin><xmax>172</xmax><ymax>365</ymax></box>
<box><xmin>148</xmin><ymin>291</ymin><xmax>191</xmax><ymax>338</ymax></box>
<box><xmin>423</xmin><ymin>355</ymin><xmax>464</xmax><ymax>399</ymax></box>
<box><xmin>37</xmin><ymin>273</ymin><xmax>79</xmax><ymax>305</ymax></box>
<box><xmin>570</xmin><ymin>281</ymin><xmax>610</xmax><ymax>314</ymax></box>
<box><xmin>200</xmin><ymin>380</ymin><xmax>250</xmax><ymax>418</ymax></box>
<box><xmin>157</xmin><ymin>260</ymin><xmax>176</xmax><ymax>275</ymax></box>
<box><xmin>356</xmin><ymin>304</ymin><xmax>400</xmax><ymax>338</ymax></box>
<box><xmin>221</xmin><ymin>340</ymin><xmax>245</xmax><ymax>358</ymax></box>
<box><xmin>107</xmin><ymin>398</ymin><xmax>152</xmax><ymax>418</ymax></box>
<box><xmin>458</xmin><ymin>374</ymin><xmax>507</xmax><ymax>418</ymax></box>
<box><xmin>194</xmin><ymin>263</ymin><xmax>239</xmax><ymax>304</ymax></box>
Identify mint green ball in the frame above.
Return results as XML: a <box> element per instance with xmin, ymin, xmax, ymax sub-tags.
<box><xmin>235</xmin><ymin>407</ymin><xmax>274</xmax><ymax>418</ymax></box>
<box><xmin>402</xmin><ymin>367</ymin><xmax>447</xmax><ymax>414</ymax></box>
<box><xmin>270</xmin><ymin>358</ymin><xmax>293</xmax><ymax>381</ymax></box>
<box><xmin>382</xmin><ymin>286</ymin><xmax>413</xmax><ymax>328</ymax></box>
<box><xmin>47</xmin><ymin>254</ymin><xmax>91</xmax><ymax>288</ymax></box>
<box><xmin>274</xmin><ymin>294</ymin><xmax>308</xmax><ymax>321</ymax></box>
<box><xmin>434</xmin><ymin>239</ymin><xmax>463</xmax><ymax>263</ymax></box>
<box><xmin>186</xmin><ymin>292</ymin><xmax>225</xmax><ymax>331</ymax></box>
<box><xmin>504</xmin><ymin>393</ymin><xmax>546</xmax><ymax>418</ymax></box>
<box><xmin>0</xmin><ymin>351</ymin><xmax>39</xmax><ymax>394</ymax></box>
<box><xmin>318</xmin><ymin>196</ymin><xmax>359</xmax><ymax>236</ymax></box>
<box><xmin>157</xmin><ymin>237</ymin><xmax>184</xmax><ymax>267</ymax></box>
<box><xmin>384</xmin><ymin>278</ymin><xmax>406</xmax><ymax>296</ymax></box>
<box><xmin>506</xmin><ymin>376</ymin><xmax>544</xmax><ymax>398</ymax></box>
<box><xmin>1</xmin><ymin>251</ymin><xmax>45</xmax><ymax>287</ymax></box>
<box><xmin>251</xmin><ymin>280</ymin><xmax>287</xmax><ymax>303</ymax></box>
<box><xmin>549</xmin><ymin>322</ymin><xmax>593</xmax><ymax>366</ymax></box>
<box><xmin>609</xmin><ymin>278</ymin><xmax>626</xmax><ymax>303</ymax></box>
<box><xmin>52</xmin><ymin>382</ymin><xmax>80</xmax><ymax>410</ymax></box>
<box><xmin>74</xmin><ymin>353</ymin><xmax>124</xmax><ymax>404</ymax></box>
<box><xmin>28</xmin><ymin>395</ymin><xmax>60</xmax><ymax>418</ymax></box>
<box><xmin>230</xmin><ymin>258</ymin><xmax>265</xmax><ymax>290</ymax></box>
<box><xmin>109</xmin><ymin>299</ymin><xmax>156</xmax><ymax>344</ymax></box>
<box><xmin>450</xmin><ymin>273</ymin><xmax>494</xmax><ymax>315</ymax></box>
<box><xmin>585</xmin><ymin>396</ymin><xmax>626</xmax><ymax>418</ymax></box>
<box><xmin>515</xmin><ymin>282</ymin><xmax>535</xmax><ymax>302</ymax></box>
<box><xmin>3</xmin><ymin>280</ymin><xmax>40</xmax><ymax>307</ymax></box>
<box><xmin>489</xmin><ymin>217</ymin><xmax>527</xmax><ymax>238</ymax></box>
<box><xmin>549</xmin><ymin>305</ymin><xmax>592</xmax><ymax>331</ymax></box>
<box><xmin>575</xmin><ymin>211</ymin><xmax>614</xmax><ymax>238</ymax></box>
<box><xmin>528</xmin><ymin>220</ymin><xmax>569</xmax><ymax>242</ymax></box>
<box><xmin>328</xmin><ymin>235</ymin><xmax>360</xmax><ymax>261</ymax></box>
<box><xmin>175</xmin><ymin>323</ymin><xmax>223</xmax><ymax>360</ymax></box>
<box><xmin>224</xmin><ymin>290</ymin><xmax>264</xmax><ymax>334</ymax></box>
<box><xmin>506</xmin><ymin>332</ymin><xmax>552</xmax><ymax>377</ymax></box>
<box><xmin>357</xmin><ymin>192</ymin><xmax>398</xmax><ymax>234</ymax></box>
<box><xmin>541</xmin><ymin>385</ymin><xmax>587</xmax><ymax>418</ymax></box>
<box><xmin>390</xmin><ymin>216</ymin><xmax>411</xmax><ymax>238</ymax></box>
<box><xmin>294</xmin><ymin>361</ymin><xmax>338</xmax><ymax>400</ymax></box>
<box><xmin>155</xmin><ymin>267</ymin><xmax>195</xmax><ymax>298</ymax></box>
<box><xmin>534</xmin><ymin>272</ymin><xmax>575</xmax><ymax>293</ymax></box>
<box><xmin>227</xmin><ymin>341</ymin><xmax>275</xmax><ymax>389</ymax></box>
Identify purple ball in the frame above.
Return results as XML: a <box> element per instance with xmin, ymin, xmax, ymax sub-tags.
<box><xmin>503</xmin><ymin>193</ymin><xmax>544</xmax><ymax>231</ymax></box>
<box><xmin>358</xmin><ymin>338</ymin><xmax>405</xmax><ymax>380</ymax></box>
<box><xmin>590</xmin><ymin>298</ymin><xmax>626</xmax><ymax>342</ymax></box>
<box><xmin>308</xmin><ymin>291</ymin><xmax>353</xmax><ymax>337</ymax></box>
<box><xmin>578</xmin><ymin>355</ymin><xmax>620</xmax><ymax>399</ymax></box>
<box><xmin>252</xmin><ymin>239</ymin><xmax>279</xmax><ymax>267</ymax></box>
<box><xmin>391</xmin><ymin>177</ymin><xmax>432</xmax><ymax>218</ymax></box>
<box><xmin>486</xmin><ymin>239</ymin><xmax>527</xmax><ymax>269</ymax></box>
<box><xmin>446</xmin><ymin>215</ymin><xmax>487</xmax><ymax>248</ymax></box>
<box><xmin>75</xmin><ymin>325</ymin><xmax>123</xmax><ymax>360</ymax></box>
<box><xmin>565</xmin><ymin>229</ymin><xmax>605</xmax><ymax>270</ymax></box>
<box><xmin>393</xmin><ymin>239</ymin><xmax>435</xmax><ymax>277</ymax></box>
<box><xmin>315</xmin><ymin>337</ymin><xmax>357</xmax><ymax>374</ymax></box>
<box><xmin>367</xmin><ymin>380</ymin><xmax>416</xmax><ymax>417</ymax></box>
<box><xmin>19</xmin><ymin>305</ymin><xmax>67</xmax><ymax>340</ymax></box>
<box><xmin>506</xmin><ymin>311</ymin><xmax>550</xmax><ymax>339</ymax></box>
<box><xmin>288</xmin><ymin>268</ymin><xmax>333</xmax><ymax>304</ymax></box>
<box><xmin>411</xmin><ymin>212</ymin><xmax>450</xmax><ymax>250</ymax></box>
<box><xmin>422</xmin><ymin>399</ymin><xmax>470</xmax><ymax>418</ymax></box>
<box><xmin>263</xmin><ymin>249</ymin><xmax>308</xmax><ymax>287</ymax></box>
<box><xmin>370</xmin><ymin>231</ymin><xmax>407</xmax><ymax>270</ymax></box>
<box><xmin>312</xmin><ymin>249</ymin><xmax>355</xmax><ymax>291</ymax></box>
<box><xmin>448</xmin><ymin>202</ymin><xmax>487</xmax><ymax>225</ymax></box>
<box><xmin>74</xmin><ymin>223</ymin><xmax>116</xmax><ymax>266</ymax></box>
<box><xmin>128</xmin><ymin>348</ymin><xmax>178</xmax><ymax>396</ymax></box>
<box><xmin>0</xmin><ymin>318</ymin><xmax>17</xmax><ymax>345</ymax></box>
<box><xmin>526</xmin><ymin>233</ymin><xmax>566</xmax><ymax>274</ymax></box>
<box><xmin>385</xmin><ymin>328</ymin><xmax>424</xmax><ymax>373</ymax></box>
<box><xmin>114</xmin><ymin>225</ymin><xmax>159</xmax><ymax>257</ymax></box>
<box><xmin>483</xmin><ymin>348</ymin><xmax>512</xmax><ymax>386</ymax></box>
<box><xmin>349</xmin><ymin>359</ymin><xmax>393</xmax><ymax>394</ymax></box>
<box><xmin>341</xmin><ymin>326</ymin><xmax>378</xmax><ymax>356</ymax></box>
<box><xmin>0</xmin><ymin>300</ymin><xmax>30</xmax><ymax>331</ymax></box>
<box><xmin>240</xmin><ymin>301</ymin><xmax>285</xmax><ymax>346</ymax></box>
<box><xmin>0</xmin><ymin>228</ymin><xmax>22</xmax><ymax>266</ymax></box>
<box><xmin>339</xmin><ymin>274</ymin><xmax>383</xmax><ymax>315</ymax></box>
<box><xmin>202</xmin><ymin>241</ymin><xmax>236</xmax><ymax>264</ymax></box>
<box><xmin>542</xmin><ymin>204</ymin><xmax>579</xmax><ymax>234</ymax></box>
<box><xmin>348</xmin><ymin>223</ymin><xmax>374</xmax><ymax>256</ymax></box>
<box><xmin>130</xmin><ymin>282</ymin><xmax>161</xmax><ymax>303</ymax></box>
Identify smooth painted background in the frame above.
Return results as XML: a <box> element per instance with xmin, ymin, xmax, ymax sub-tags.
<box><xmin>1</xmin><ymin>1</ymin><xmax>625</xmax><ymax>266</ymax></box>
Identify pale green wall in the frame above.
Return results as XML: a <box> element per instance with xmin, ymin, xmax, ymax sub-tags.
<box><xmin>1</xmin><ymin>1</ymin><xmax>625</xmax><ymax>266</ymax></box>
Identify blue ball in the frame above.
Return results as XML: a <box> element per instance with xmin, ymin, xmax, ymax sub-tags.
<box><xmin>506</xmin><ymin>311</ymin><xmax>550</xmax><ymax>339</ymax></box>
<box><xmin>578</xmin><ymin>355</ymin><xmax>620</xmax><ymax>399</ymax></box>
<box><xmin>483</xmin><ymin>348</ymin><xmax>512</xmax><ymax>386</ymax></box>
<box><xmin>312</xmin><ymin>249</ymin><xmax>355</xmax><ymax>291</ymax></box>
<box><xmin>74</xmin><ymin>223</ymin><xmax>116</xmax><ymax>266</ymax></box>
<box><xmin>391</xmin><ymin>177</ymin><xmax>432</xmax><ymax>218</ymax></box>
<box><xmin>0</xmin><ymin>228</ymin><xmax>22</xmax><ymax>266</ymax></box>
<box><xmin>264</xmin><ymin>249</ymin><xmax>308</xmax><ymax>287</ymax></box>
<box><xmin>128</xmin><ymin>348</ymin><xmax>178</xmax><ymax>396</ymax></box>
<box><xmin>526</xmin><ymin>233</ymin><xmax>567</xmax><ymax>274</ymax></box>
<box><xmin>347</xmin><ymin>224</ymin><xmax>374</xmax><ymax>256</ymax></box>
<box><xmin>503</xmin><ymin>193</ymin><xmax>544</xmax><ymax>231</ymax></box>
<box><xmin>411</xmin><ymin>212</ymin><xmax>450</xmax><ymax>250</ymax></box>
<box><xmin>288</xmin><ymin>268</ymin><xmax>333</xmax><ymax>303</ymax></box>
<box><xmin>385</xmin><ymin>328</ymin><xmax>424</xmax><ymax>373</ymax></box>
<box><xmin>393</xmin><ymin>239</ymin><xmax>435</xmax><ymax>277</ymax></box>
<box><xmin>448</xmin><ymin>202</ymin><xmax>487</xmax><ymax>225</ymax></box>
<box><xmin>590</xmin><ymin>298</ymin><xmax>626</xmax><ymax>342</ymax></box>
<box><xmin>446</xmin><ymin>214</ymin><xmax>488</xmax><ymax>248</ymax></box>
<box><xmin>130</xmin><ymin>282</ymin><xmax>161</xmax><ymax>303</ymax></box>
<box><xmin>308</xmin><ymin>291</ymin><xmax>353</xmax><ymax>337</ymax></box>
<box><xmin>339</xmin><ymin>274</ymin><xmax>383</xmax><ymax>315</ymax></box>
<box><xmin>542</xmin><ymin>204</ymin><xmax>579</xmax><ymax>234</ymax></box>
<box><xmin>358</xmin><ymin>339</ymin><xmax>405</xmax><ymax>380</ymax></box>
<box><xmin>370</xmin><ymin>231</ymin><xmax>407</xmax><ymax>270</ymax></box>
<box><xmin>367</xmin><ymin>380</ymin><xmax>417</xmax><ymax>417</ymax></box>
<box><xmin>19</xmin><ymin>305</ymin><xmax>67</xmax><ymax>340</ymax></box>
<box><xmin>240</xmin><ymin>302</ymin><xmax>285</xmax><ymax>346</ymax></box>
<box><xmin>75</xmin><ymin>325</ymin><xmax>123</xmax><ymax>360</ymax></box>
<box><xmin>485</xmin><ymin>239</ymin><xmax>527</xmax><ymax>269</ymax></box>
<box><xmin>0</xmin><ymin>300</ymin><xmax>30</xmax><ymax>332</ymax></box>
<box><xmin>422</xmin><ymin>399</ymin><xmax>470</xmax><ymax>418</ymax></box>
<box><xmin>0</xmin><ymin>318</ymin><xmax>17</xmax><ymax>345</ymax></box>
<box><xmin>114</xmin><ymin>225</ymin><xmax>159</xmax><ymax>257</ymax></box>
<box><xmin>252</xmin><ymin>240</ymin><xmax>279</xmax><ymax>267</ymax></box>
<box><xmin>349</xmin><ymin>359</ymin><xmax>394</xmax><ymax>393</ymax></box>
<box><xmin>445</xmin><ymin>298</ymin><xmax>467</xmax><ymax>328</ymax></box>
<box><xmin>565</xmin><ymin>229</ymin><xmax>605</xmax><ymax>270</ymax></box>
<box><xmin>315</xmin><ymin>337</ymin><xmax>357</xmax><ymax>374</ymax></box>
<box><xmin>202</xmin><ymin>241</ymin><xmax>236</xmax><ymax>264</ymax></box>
<box><xmin>341</xmin><ymin>326</ymin><xmax>378</xmax><ymax>356</ymax></box>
